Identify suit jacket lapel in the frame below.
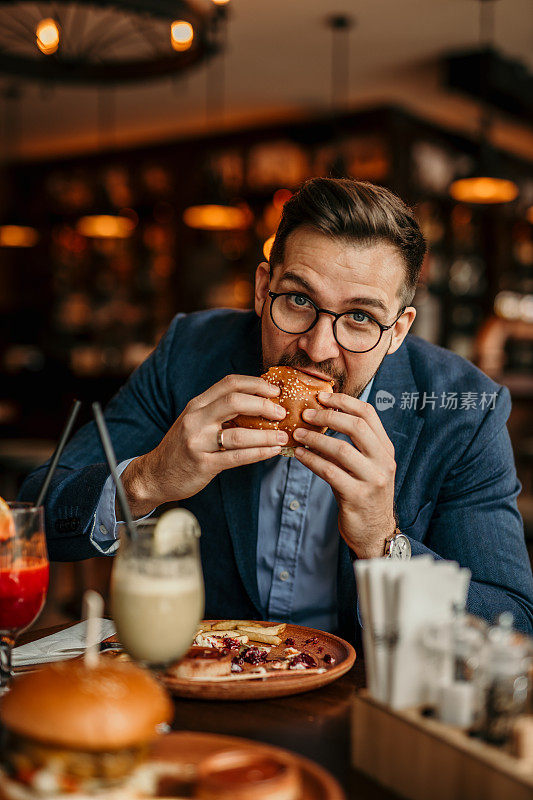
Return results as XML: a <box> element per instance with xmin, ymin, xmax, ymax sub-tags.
<box><xmin>368</xmin><ymin>340</ymin><xmax>424</xmax><ymax>503</ymax></box>
<box><xmin>219</xmin><ymin>463</ymin><xmax>263</xmax><ymax>614</ymax></box>
<box><xmin>218</xmin><ymin>314</ymin><xmax>264</xmax><ymax>615</ymax></box>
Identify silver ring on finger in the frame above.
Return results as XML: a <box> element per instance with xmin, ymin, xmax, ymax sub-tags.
<box><xmin>217</xmin><ymin>429</ymin><xmax>225</xmax><ymax>451</ymax></box>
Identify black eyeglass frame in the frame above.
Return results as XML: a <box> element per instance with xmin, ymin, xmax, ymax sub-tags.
<box><xmin>267</xmin><ymin>290</ymin><xmax>406</xmax><ymax>354</ymax></box>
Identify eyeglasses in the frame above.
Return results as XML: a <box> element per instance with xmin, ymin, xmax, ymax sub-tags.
<box><xmin>268</xmin><ymin>291</ymin><xmax>405</xmax><ymax>354</ymax></box>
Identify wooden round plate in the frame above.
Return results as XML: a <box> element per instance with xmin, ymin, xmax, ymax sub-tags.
<box><xmin>152</xmin><ymin>730</ymin><xmax>345</xmax><ymax>800</ymax></box>
<box><xmin>161</xmin><ymin>621</ymin><xmax>356</xmax><ymax>700</ymax></box>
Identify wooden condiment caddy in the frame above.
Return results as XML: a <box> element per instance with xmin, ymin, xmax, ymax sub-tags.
<box><xmin>351</xmin><ymin>690</ymin><xmax>533</xmax><ymax>800</ymax></box>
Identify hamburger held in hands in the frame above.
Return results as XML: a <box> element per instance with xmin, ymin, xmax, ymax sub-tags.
<box><xmin>0</xmin><ymin>658</ymin><xmax>172</xmax><ymax>799</ymax></box>
<box><xmin>228</xmin><ymin>366</ymin><xmax>334</xmax><ymax>457</ymax></box>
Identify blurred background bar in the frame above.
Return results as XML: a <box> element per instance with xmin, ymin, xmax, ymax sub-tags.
<box><xmin>0</xmin><ymin>0</ymin><xmax>531</xmax><ymax>622</ymax></box>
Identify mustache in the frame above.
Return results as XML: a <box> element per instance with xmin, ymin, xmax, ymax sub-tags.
<box><xmin>274</xmin><ymin>352</ymin><xmax>346</xmax><ymax>393</ymax></box>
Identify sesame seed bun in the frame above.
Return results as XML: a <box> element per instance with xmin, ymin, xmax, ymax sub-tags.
<box><xmin>229</xmin><ymin>366</ymin><xmax>334</xmax><ymax>456</ymax></box>
<box><xmin>0</xmin><ymin>658</ymin><xmax>172</xmax><ymax>751</ymax></box>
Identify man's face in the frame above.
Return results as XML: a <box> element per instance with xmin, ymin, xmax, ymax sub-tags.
<box><xmin>254</xmin><ymin>226</ymin><xmax>416</xmax><ymax>398</ymax></box>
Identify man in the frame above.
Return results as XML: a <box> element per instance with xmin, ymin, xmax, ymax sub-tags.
<box><xmin>20</xmin><ymin>178</ymin><xmax>533</xmax><ymax>642</ymax></box>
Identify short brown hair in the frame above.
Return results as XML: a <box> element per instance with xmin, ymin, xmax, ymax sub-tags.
<box><xmin>269</xmin><ymin>177</ymin><xmax>426</xmax><ymax>306</ymax></box>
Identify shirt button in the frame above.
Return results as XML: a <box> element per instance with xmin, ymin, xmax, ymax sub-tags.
<box><xmin>279</xmin><ymin>570</ymin><xmax>290</xmax><ymax>581</ymax></box>
<box><xmin>99</xmin><ymin>524</ymin><xmax>107</xmax><ymax>534</ymax></box>
<box><xmin>289</xmin><ymin>499</ymin><xmax>300</xmax><ymax>511</ymax></box>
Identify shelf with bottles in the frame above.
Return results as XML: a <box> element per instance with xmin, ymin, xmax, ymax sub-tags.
<box><xmin>5</xmin><ymin>105</ymin><xmax>533</xmax><ymax>361</ymax></box>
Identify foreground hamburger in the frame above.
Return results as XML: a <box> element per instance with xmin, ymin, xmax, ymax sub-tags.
<box><xmin>229</xmin><ymin>366</ymin><xmax>334</xmax><ymax>456</ymax></box>
<box><xmin>0</xmin><ymin>659</ymin><xmax>172</xmax><ymax>798</ymax></box>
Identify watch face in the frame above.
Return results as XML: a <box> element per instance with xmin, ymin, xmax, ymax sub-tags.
<box><xmin>390</xmin><ymin>534</ymin><xmax>411</xmax><ymax>560</ymax></box>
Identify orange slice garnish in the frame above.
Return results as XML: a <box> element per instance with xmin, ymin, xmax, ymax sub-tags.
<box><xmin>0</xmin><ymin>496</ymin><xmax>15</xmax><ymax>541</ymax></box>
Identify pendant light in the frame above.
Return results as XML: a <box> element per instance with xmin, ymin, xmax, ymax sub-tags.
<box><xmin>449</xmin><ymin>0</ymin><xmax>518</xmax><ymax>204</ymax></box>
<box><xmin>0</xmin><ymin>86</ymin><xmax>39</xmax><ymax>248</ymax></box>
<box><xmin>76</xmin><ymin>89</ymin><xmax>136</xmax><ymax>239</ymax></box>
<box><xmin>449</xmin><ymin>138</ymin><xmax>519</xmax><ymax>204</ymax></box>
<box><xmin>170</xmin><ymin>20</ymin><xmax>194</xmax><ymax>52</ymax></box>
<box><xmin>35</xmin><ymin>18</ymin><xmax>60</xmax><ymax>55</ymax></box>
<box><xmin>183</xmin><ymin>5</ymin><xmax>250</xmax><ymax>232</ymax></box>
<box><xmin>183</xmin><ymin>202</ymin><xmax>251</xmax><ymax>232</ymax></box>
<box><xmin>0</xmin><ymin>225</ymin><xmax>39</xmax><ymax>248</ymax></box>
<box><xmin>76</xmin><ymin>213</ymin><xmax>135</xmax><ymax>239</ymax></box>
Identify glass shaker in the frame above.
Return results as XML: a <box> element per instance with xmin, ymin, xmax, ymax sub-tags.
<box><xmin>420</xmin><ymin>606</ymin><xmax>487</xmax><ymax>728</ymax></box>
<box><xmin>479</xmin><ymin>612</ymin><xmax>532</xmax><ymax>745</ymax></box>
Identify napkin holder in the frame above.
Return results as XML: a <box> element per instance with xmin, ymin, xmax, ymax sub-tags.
<box><xmin>351</xmin><ymin>690</ymin><xmax>533</xmax><ymax>800</ymax></box>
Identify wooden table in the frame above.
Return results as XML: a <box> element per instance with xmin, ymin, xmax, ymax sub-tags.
<box><xmin>18</xmin><ymin>625</ymin><xmax>400</xmax><ymax>800</ymax></box>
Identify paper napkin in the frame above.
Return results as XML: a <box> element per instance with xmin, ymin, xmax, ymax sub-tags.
<box><xmin>355</xmin><ymin>557</ymin><xmax>471</xmax><ymax>709</ymax></box>
<box><xmin>13</xmin><ymin>619</ymin><xmax>116</xmax><ymax>667</ymax></box>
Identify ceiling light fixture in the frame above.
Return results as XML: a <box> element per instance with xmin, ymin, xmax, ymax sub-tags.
<box><xmin>75</xmin><ymin>92</ymin><xmax>137</xmax><ymax>239</ymax></box>
<box><xmin>0</xmin><ymin>224</ymin><xmax>39</xmax><ymax>247</ymax></box>
<box><xmin>450</xmin><ymin>174</ymin><xmax>518</xmax><ymax>204</ymax></box>
<box><xmin>171</xmin><ymin>20</ymin><xmax>194</xmax><ymax>52</ymax></box>
<box><xmin>183</xmin><ymin>203</ymin><xmax>251</xmax><ymax>232</ymax></box>
<box><xmin>183</xmin><ymin>5</ymin><xmax>249</xmax><ymax>233</ymax></box>
<box><xmin>0</xmin><ymin>1</ymin><xmax>225</xmax><ymax>84</ymax></box>
<box><xmin>449</xmin><ymin>0</ymin><xmax>518</xmax><ymax>204</ymax></box>
<box><xmin>35</xmin><ymin>18</ymin><xmax>60</xmax><ymax>55</ymax></box>
<box><xmin>76</xmin><ymin>214</ymin><xmax>135</xmax><ymax>239</ymax></box>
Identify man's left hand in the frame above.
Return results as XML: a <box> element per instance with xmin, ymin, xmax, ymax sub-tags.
<box><xmin>293</xmin><ymin>392</ymin><xmax>396</xmax><ymax>559</ymax></box>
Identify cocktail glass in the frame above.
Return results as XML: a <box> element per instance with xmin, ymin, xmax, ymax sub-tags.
<box><xmin>0</xmin><ymin>502</ymin><xmax>49</xmax><ymax>690</ymax></box>
<box><xmin>110</xmin><ymin>511</ymin><xmax>204</xmax><ymax>669</ymax></box>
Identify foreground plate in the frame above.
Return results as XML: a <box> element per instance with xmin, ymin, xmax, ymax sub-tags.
<box><xmin>161</xmin><ymin>621</ymin><xmax>356</xmax><ymax>700</ymax></box>
<box><xmin>152</xmin><ymin>730</ymin><xmax>345</xmax><ymax>800</ymax></box>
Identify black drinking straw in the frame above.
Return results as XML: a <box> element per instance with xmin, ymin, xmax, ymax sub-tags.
<box><xmin>92</xmin><ymin>402</ymin><xmax>137</xmax><ymax>540</ymax></box>
<box><xmin>36</xmin><ymin>399</ymin><xmax>82</xmax><ymax>507</ymax></box>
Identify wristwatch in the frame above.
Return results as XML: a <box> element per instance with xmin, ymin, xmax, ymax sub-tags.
<box><xmin>384</xmin><ymin>528</ymin><xmax>411</xmax><ymax>560</ymax></box>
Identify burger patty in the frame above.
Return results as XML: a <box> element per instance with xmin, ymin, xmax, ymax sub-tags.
<box><xmin>3</xmin><ymin>731</ymin><xmax>148</xmax><ymax>786</ymax></box>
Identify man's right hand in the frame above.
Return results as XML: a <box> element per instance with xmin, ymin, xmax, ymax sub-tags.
<box><xmin>121</xmin><ymin>374</ymin><xmax>288</xmax><ymax>517</ymax></box>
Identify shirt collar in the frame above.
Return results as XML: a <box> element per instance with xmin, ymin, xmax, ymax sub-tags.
<box><xmin>359</xmin><ymin>376</ymin><xmax>374</xmax><ymax>405</ymax></box>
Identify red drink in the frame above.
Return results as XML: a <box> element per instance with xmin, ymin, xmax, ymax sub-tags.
<box><xmin>0</xmin><ymin>559</ymin><xmax>49</xmax><ymax>632</ymax></box>
<box><xmin>0</xmin><ymin>503</ymin><xmax>48</xmax><ymax>690</ymax></box>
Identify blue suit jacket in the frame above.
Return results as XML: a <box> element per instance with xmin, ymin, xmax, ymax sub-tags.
<box><xmin>19</xmin><ymin>309</ymin><xmax>533</xmax><ymax>641</ymax></box>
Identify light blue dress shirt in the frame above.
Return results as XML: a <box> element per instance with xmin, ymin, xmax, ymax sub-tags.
<box><xmin>257</xmin><ymin>379</ymin><xmax>373</xmax><ymax>631</ymax></box>
<box><xmin>91</xmin><ymin>458</ymin><xmax>134</xmax><ymax>555</ymax></box>
<box><xmin>92</xmin><ymin>379</ymin><xmax>374</xmax><ymax>631</ymax></box>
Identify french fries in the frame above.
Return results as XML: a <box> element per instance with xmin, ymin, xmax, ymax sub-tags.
<box><xmin>211</xmin><ymin>620</ymin><xmax>247</xmax><ymax>631</ymax></box>
<box><xmin>209</xmin><ymin>620</ymin><xmax>285</xmax><ymax>633</ymax></box>
<box><xmin>194</xmin><ymin>622</ymin><xmax>213</xmax><ymax>637</ymax></box>
<box><xmin>237</xmin><ymin>629</ymin><xmax>282</xmax><ymax>646</ymax></box>
<box><xmin>196</xmin><ymin>620</ymin><xmax>287</xmax><ymax>647</ymax></box>
<box><xmin>236</xmin><ymin>623</ymin><xmax>286</xmax><ymax>636</ymax></box>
